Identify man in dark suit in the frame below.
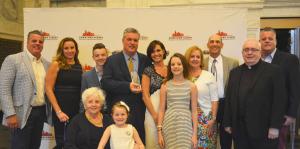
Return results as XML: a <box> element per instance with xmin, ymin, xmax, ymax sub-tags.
<box><xmin>80</xmin><ymin>43</ymin><xmax>108</xmax><ymax>112</ymax></box>
<box><xmin>203</xmin><ymin>34</ymin><xmax>239</xmax><ymax>149</ymax></box>
<box><xmin>0</xmin><ymin>30</ymin><xmax>50</xmax><ymax>149</ymax></box>
<box><xmin>101</xmin><ymin>27</ymin><xmax>151</xmax><ymax>143</ymax></box>
<box><xmin>223</xmin><ymin>39</ymin><xmax>287</xmax><ymax>149</ymax></box>
<box><xmin>260</xmin><ymin>27</ymin><xmax>300</xmax><ymax>149</ymax></box>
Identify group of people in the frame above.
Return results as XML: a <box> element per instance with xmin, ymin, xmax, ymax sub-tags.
<box><xmin>0</xmin><ymin>26</ymin><xmax>299</xmax><ymax>149</ymax></box>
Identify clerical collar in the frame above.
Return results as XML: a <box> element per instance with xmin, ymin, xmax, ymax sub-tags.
<box><xmin>244</xmin><ymin>59</ymin><xmax>262</xmax><ymax>70</ymax></box>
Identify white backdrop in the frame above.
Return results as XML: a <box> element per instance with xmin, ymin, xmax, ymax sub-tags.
<box><xmin>24</xmin><ymin>7</ymin><xmax>247</xmax><ymax>148</ymax></box>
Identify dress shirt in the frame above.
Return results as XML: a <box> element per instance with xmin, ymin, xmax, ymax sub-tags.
<box><xmin>26</xmin><ymin>50</ymin><xmax>46</xmax><ymax>106</ymax></box>
<box><xmin>208</xmin><ymin>55</ymin><xmax>224</xmax><ymax>98</ymax></box>
<box><xmin>95</xmin><ymin>67</ymin><xmax>103</xmax><ymax>82</ymax></box>
<box><xmin>123</xmin><ymin>51</ymin><xmax>139</xmax><ymax>73</ymax></box>
<box><xmin>262</xmin><ymin>49</ymin><xmax>276</xmax><ymax>63</ymax></box>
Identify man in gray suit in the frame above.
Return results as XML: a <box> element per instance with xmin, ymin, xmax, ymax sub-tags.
<box><xmin>0</xmin><ymin>30</ymin><xmax>50</xmax><ymax>149</ymax></box>
<box><xmin>203</xmin><ymin>34</ymin><xmax>239</xmax><ymax>149</ymax></box>
<box><xmin>80</xmin><ymin>43</ymin><xmax>108</xmax><ymax>112</ymax></box>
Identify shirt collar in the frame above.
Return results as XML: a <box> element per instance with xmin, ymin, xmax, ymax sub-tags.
<box><xmin>209</xmin><ymin>54</ymin><xmax>222</xmax><ymax>62</ymax></box>
<box><xmin>123</xmin><ymin>51</ymin><xmax>138</xmax><ymax>61</ymax></box>
<box><xmin>26</xmin><ymin>50</ymin><xmax>41</xmax><ymax>62</ymax></box>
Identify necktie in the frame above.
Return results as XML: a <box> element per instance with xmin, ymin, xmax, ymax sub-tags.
<box><xmin>128</xmin><ymin>57</ymin><xmax>134</xmax><ymax>72</ymax></box>
<box><xmin>211</xmin><ymin>59</ymin><xmax>217</xmax><ymax>81</ymax></box>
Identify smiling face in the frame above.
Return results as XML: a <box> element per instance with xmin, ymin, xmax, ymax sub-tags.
<box><xmin>93</xmin><ymin>48</ymin><xmax>108</xmax><ymax>67</ymax></box>
<box><xmin>27</xmin><ymin>33</ymin><xmax>44</xmax><ymax>58</ymax></box>
<box><xmin>170</xmin><ymin>56</ymin><xmax>184</xmax><ymax>77</ymax></box>
<box><xmin>242</xmin><ymin>39</ymin><xmax>261</xmax><ymax>66</ymax></box>
<box><xmin>188</xmin><ymin>50</ymin><xmax>201</xmax><ymax>69</ymax></box>
<box><xmin>63</xmin><ymin>41</ymin><xmax>76</xmax><ymax>61</ymax></box>
<box><xmin>112</xmin><ymin>106</ymin><xmax>128</xmax><ymax>126</ymax></box>
<box><xmin>122</xmin><ymin>32</ymin><xmax>140</xmax><ymax>56</ymax></box>
<box><xmin>207</xmin><ymin>34</ymin><xmax>223</xmax><ymax>58</ymax></box>
<box><xmin>151</xmin><ymin>44</ymin><xmax>165</xmax><ymax>63</ymax></box>
<box><xmin>84</xmin><ymin>95</ymin><xmax>102</xmax><ymax>115</ymax></box>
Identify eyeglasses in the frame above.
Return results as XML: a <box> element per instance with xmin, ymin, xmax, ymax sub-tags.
<box><xmin>242</xmin><ymin>48</ymin><xmax>260</xmax><ymax>53</ymax></box>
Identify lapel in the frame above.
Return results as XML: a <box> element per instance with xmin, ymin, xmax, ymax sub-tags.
<box><xmin>222</xmin><ymin>55</ymin><xmax>229</xmax><ymax>87</ymax></box>
<box><xmin>271</xmin><ymin>50</ymin><xmax>281</xmax><ymax>65</ymax></box>
<box><xmin>119</xmin><ymin>52</ymin><xmax>132</xmax><ymax>81</ymax></box>
<box><xmin>203</xmin><ymin>57</ymin><xmax>209</xmax><ymax>71</ymax></box>
<box><xmin>91</xmin><ymin>68</ymin><xmax>101</xmax><ymax>86</ymax></box>
<box><xmin>21</xmin><ymin>52</ymin><xmax>36</xmax><ymax>86</ymax></box>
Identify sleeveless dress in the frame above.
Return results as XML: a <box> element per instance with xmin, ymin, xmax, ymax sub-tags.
<box><xmin>162</xmin><ymin>80</ymin><xmax>193</xmax><ymax>149</ymax></box>
<box><xmin>52</xmin><ymin>63</ymin><xmax>82</xmax><ymax>147</ymax></box>
<box><xmin>110</xmin><ymin>124</ymin><xmax>135</xmax><ymax>149</ymax></box>
<box><xmin>143</xmin><ymin>66</ymin><xmax>164</xmax><ymax>149</ymax></box>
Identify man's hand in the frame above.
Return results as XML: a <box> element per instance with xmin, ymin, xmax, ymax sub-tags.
<box><xmin>224</xmin><ymin>127</ymin><xmax>232</xmax><ymax>134</ymax></box>
<box><xmin>268</xmin><ymin>128</ymin><xmax>279</xmax><ymax>139</ymax></box>
<box><xmin>283</xmin><ymin>115</ymin><xmax>296</xmax><ymax>126</ymax></box>
<box><xmin>6</xmin><ymin>115</ymin><xmax>19</xmax><ymax>129</ymax></box>
<box><xmin>130</xmin><ymin>82</ymin><xmax>142</xmax><ymax>93</ymax></box>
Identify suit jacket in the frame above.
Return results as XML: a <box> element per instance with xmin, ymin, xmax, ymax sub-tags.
<box><xmin>203</xmin><ymin>55</ymin><xmax>239</xmax><ymax>94</ymax></box>
<box><xmin>223</xmin><ymin>61</ymin><xmax>287</xmax><ymax>139</ymax></box>
<box><xmin>0</xmin><ymin>51</ymin><xmax>50</xmax><ymax>129</ymax></box>
<box><xmin>81</xmin><ymin>68</ymin><xmax>101</xmax><ymax>93</ymax></box>
<box><xmin>271</xmin><ymin>50</ymin><xmax>300</xmax><ymax>118</ymax></box>
<box><xmin>101</xmin><ymin>51</ymin><xmax>151</xmax><ymax>111</ymax></box>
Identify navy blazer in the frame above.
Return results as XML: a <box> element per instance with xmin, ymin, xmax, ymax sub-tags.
<box><xmin>271</xmin><ymin>50</ymin><xmax>300</xmax><ymax>118</ymax></box>
<box><xmin>101</xmin><ymin>51</ymin><xmax>151</xmax><ymax>111</ymax></box>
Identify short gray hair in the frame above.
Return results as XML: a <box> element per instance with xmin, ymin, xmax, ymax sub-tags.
<box><xmin>123</xmin><ymin>27</ymin><xmax>140</xmax><ymax>39</ymax></box>
<box><xmin>81</xmin><ymin>87</ymin><xmax>105</xmax><ymax>109</ymax></box>
<box><xmin>27</xmin><ymin>30</ymin><xmax>43</xmax><ymax>41</ymax></box>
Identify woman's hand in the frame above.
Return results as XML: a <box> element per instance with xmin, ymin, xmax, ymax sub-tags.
<box><xmin>191</xmin><ymin>134</ymin><xmax>197</xmax><ymax>149</ymax></box>
<box><xmin>206</xmin><ymin>119</ymin><xmax>216</xmax><ymax>135</ymax></box>
<box><xmin>158</xmin><ymin>131</ymin><xmax>165</xmax><ymax>149</ymax></box>
<box><xmin>57</xmin><ymin>111</ymin><xmax>69</xmax><ymax>122</ymax></box>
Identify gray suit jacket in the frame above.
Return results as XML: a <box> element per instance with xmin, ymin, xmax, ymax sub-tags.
<box><xmin>0</xmin><ymin>51</ymin><xmax>50</xmax><ymax>128</ymax></box>
<box><xmin>203</xmin><ymin>55</ymin><xmax>239</xmax><ymax>94</ymax></box>
<box><xmin>81</xmin><ymin>68</ymin><xmax>101</xmax><ymax>94</ymax></box>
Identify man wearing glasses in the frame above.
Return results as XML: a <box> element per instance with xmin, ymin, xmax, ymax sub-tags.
<box><xmin>223</xmin><ymin>39</ymin><xmax>287</xmax><ymax>149</ymax></box>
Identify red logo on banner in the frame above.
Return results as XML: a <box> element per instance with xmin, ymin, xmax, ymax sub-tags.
<box><xmin>41</xmin><ymin>130</ymin><xmax>54</xmax><ymax>139</ymax></box>
<box><xmin>169</xmin><ymin>31</ymin><xmax>192</xmax><ymax>40</ymax></box>
<box><xmin>40</xmin><ymin>30</ymin><xmax>58</xmax><ymax>40</ymax></box>
<box><xmin>84</xmin><ymin>64</ymin><xmax>92</xmax><ymax>71</ymax></box>
<box><xmin>216</xmin><ymin>30</ymin><xmax>235</xmax><ymax>40</ymax></box>
<box><xmin>79</xmin><ymin>30</ymin><xmax>103</xmax><ymax>40</ymax></box>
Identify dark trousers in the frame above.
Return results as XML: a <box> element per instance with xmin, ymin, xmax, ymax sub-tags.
<box><xmin>11</xmin><ymin>106</ymin><xmax>46</xmax><ymax>149</ymax></box>
<box><xmin>52</xmin><ymin>111</ymin><xmax>69</xmax><ymax>149</ymax></box>
<box><xmin>128</xmin><ymin>102</ymin><xmax>145</xmax><ymax>144</ymax></box>
<box><xmin>218</xmin><ymin>99</ymin><xmax>233</xmax><ymax>149</ymax></box>
<box><xmin>234</xmin><ymin>119</ymin><xmax>278</xmax><ymax>149</ymax></box>
<box><xmin>278</xmin><ymin>125</ymin><xmax>289</xmax><ymax>149</ymax></box>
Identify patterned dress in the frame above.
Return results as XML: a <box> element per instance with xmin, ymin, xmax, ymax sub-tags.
<box><xmin>162</xmin><ymin>80</ymin><xmax>193</xmax><ymax>149</ymax></box>
<box><xmin>143</xmin><ymin>66</ymin><xmax>164</xmax><ymax>149</ymax></box>
<box><xmin>193</xmin><ymin>70</ymin><xmax>218</xmax><ymax>149</ymax></box>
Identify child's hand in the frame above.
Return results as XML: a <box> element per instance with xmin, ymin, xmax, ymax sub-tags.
<box><xmin>191</xmin><ymin>135</ymin><xmax>197</xmax><ymax>149</ymax></box>
<box><xmin>158</xmin><ymin>132</ymin><xmax>165</xmax><ymax>149</ymax></box>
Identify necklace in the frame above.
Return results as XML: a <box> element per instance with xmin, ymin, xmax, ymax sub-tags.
<box><xmin>85</xmin><ymin>112</ymin><xmax>103</xmax><ymax>127</ymax></box>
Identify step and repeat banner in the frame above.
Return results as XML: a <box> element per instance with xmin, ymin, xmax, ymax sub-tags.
<box><xmin>24</xmin><ymin>7</ymin><xmax>247</xmax><ymax>148</ymax></box>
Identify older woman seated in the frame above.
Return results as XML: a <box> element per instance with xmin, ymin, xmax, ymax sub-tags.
<box><xmin>65</xmin><ymin>87</ymin><xmax>112</xmax><ymax>149</ymax></box>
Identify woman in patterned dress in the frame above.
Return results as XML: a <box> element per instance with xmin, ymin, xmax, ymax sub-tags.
<box><xmin>142</xmin><ymin>40</ymin><xmax>167</xmax><ymax>149</ymax></box>
<box><xmin>185</xmin><ymin>46</ymin><xmax>219</xmax><ymax>149</ymax></box>
<box><xmin>157</xmin><ymin>53</ymin><xmax>198</xmax><ymax>149</ymax></box>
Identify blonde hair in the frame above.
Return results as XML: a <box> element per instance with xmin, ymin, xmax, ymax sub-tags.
<box><xmin>184</xmin><ymin>45</ymin><xmax>204</xmax><ymax>69</ymax></box>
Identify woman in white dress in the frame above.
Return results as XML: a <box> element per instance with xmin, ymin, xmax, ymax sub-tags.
<box><xmin>185</xmin><ymin>46</ymin><xmax>219</xmax><ymax>149</ymax></box>
<box><xmin>141</xmin><ymin>40</ymin><xmax>167</xmax><ymax>149</ymax></box>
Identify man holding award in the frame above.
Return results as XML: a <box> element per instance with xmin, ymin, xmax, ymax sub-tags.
<box><xmin>101</xmin><ymin>27</ymin><xmax>151</xmax><ymax>143</ymax></box>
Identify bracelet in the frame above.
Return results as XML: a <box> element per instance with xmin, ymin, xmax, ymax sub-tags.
<box><xmin>212</xmin><ymin>116</ymin><xmax>216</xmax><ymax>121</ymax></box>
<box><xmin>56</xmin><ymin>110</ymin><xmax>62</xmax><ymax>115</ymax></box>
<box><xmin>157</xmin><ymin>125</ymin><xmax>162</xmax><ymax>128</ymax></box>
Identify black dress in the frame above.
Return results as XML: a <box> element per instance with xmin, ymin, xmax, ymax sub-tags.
<box><xmin>52</xmin><ymin>63</ymin><xmax>82</xmax><ymax>148</ymax></box>
<box><xmin>65</xmin><ymin>113</ymin><xmax>112</xmax><ymax>149</ymax></box>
